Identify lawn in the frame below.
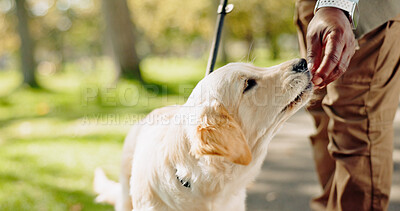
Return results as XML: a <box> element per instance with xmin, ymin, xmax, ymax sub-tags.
<box><xmin>0</xmin><ymin>56</ymin><xmax>288</xmax><ymax>211</ymax></box>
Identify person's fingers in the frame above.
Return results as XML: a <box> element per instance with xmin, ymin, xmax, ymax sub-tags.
<box><xmin>313</xmin><ymin>31</ymin><xmax>345</xmax><ymax>86</ymax></box>
<box><xmin>322</xmin><ymin>44</ymin><xmax>355</xmax><ymax>86</ymax></box>
<box><xmin>306</xmin><ymin>30</ymin><xmax>322</xmax><ymax>74</ymax></box>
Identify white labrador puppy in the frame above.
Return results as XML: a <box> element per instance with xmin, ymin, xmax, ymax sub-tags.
<box><xmin>94</xmin><ymin>59</ymin><xmax>313</xmax><ymax>211</ymax></box>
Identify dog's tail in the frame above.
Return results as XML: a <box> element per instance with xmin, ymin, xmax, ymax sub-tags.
<box><xmin>93</xmin><ymin>168</ymin><xmax>121</xmax><ymax>205</ymax></box>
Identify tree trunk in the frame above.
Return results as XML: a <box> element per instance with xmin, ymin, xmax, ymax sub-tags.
<box><xmin>15</xmin><ymin>0</ymin><xmax>39</xmax><ymax>87</ymax></box>
<box><xmin>101</xmin><ymin>0</ymin><xmax>143</xmax><ymax>82</ymax></box>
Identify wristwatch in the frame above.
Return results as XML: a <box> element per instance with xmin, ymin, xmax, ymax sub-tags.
<box><xmin>314</xmin><ymin>0</ymin><xmax>359</xmax><ymax>29</ymax></box>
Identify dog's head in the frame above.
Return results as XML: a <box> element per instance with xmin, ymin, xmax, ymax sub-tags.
<box><xmin>184</xmin><ymin>59</ymin><xmax>312</xmax><ymax>165</ymax></box>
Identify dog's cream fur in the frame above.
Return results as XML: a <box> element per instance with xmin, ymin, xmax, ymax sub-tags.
<box><xmin>94</xmin><ymin>59</ymin><xmax>313</xmax><ymax>211</ymax></box>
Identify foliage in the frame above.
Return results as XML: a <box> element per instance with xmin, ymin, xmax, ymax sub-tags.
<box><xmin>0</xmin><ymin>0</ymin><xmax>103</xmax><ymax>73</ymax></box>
<box><xmin>129</xmin><ymin>0</ymin><xmax>214</xmax><ymax>56</ymax></box>
<box><xmin>0</xmin><ymin>0</ymin><xmax>299</xmax><ymax>76</ymax></box>
<box><xmin>228</xmin><ymin>0</ymin><xmax>296</xmax><ymax>37</ymax></box>
<box><xmin>226</xmin><ymin>0</ymin><xmax>296</xmax><ymax>59</ymax></box>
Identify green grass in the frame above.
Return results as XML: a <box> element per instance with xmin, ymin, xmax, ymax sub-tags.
<box><xmin>0</xmin><ymin>136</ymin><xmax>121</xmax><ymax>211</ymax></box>
<box><xmin>0</xmin><ymin>55</ymin><xmax>295</xmax><ymax>210</ymax></box>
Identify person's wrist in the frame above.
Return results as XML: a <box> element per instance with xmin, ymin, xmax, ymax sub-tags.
<box><xmin>316</xmin><ymin>7</ymin><xmax>352</xmax><ymax>26</ymax></box>
<box><xmin>314</xmin><ymin>0</ymin><xmax>358</xmax><ymax>29</ymax></box>
<box><xmin>317</xmin><ymin>7</ymin><xmax>349</xmax><ymax>18</ymax></box>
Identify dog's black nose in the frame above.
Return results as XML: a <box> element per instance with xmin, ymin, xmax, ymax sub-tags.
<box><xmin>292</xmin><ymin>58</ymin><xmax>307</xmax><ymax>73</ymax></box>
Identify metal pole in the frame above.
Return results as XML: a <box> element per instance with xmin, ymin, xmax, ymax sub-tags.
<box><xmin>205</xmin><ymin>0</ymin><xmax>233</xmax><ymax>75</ymax></box>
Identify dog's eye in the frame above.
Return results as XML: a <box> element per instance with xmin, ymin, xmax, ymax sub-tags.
<box><xmin>243</xmin><ymin>79</ymin><xmax>257</xmax><ymax>93</ymax></box>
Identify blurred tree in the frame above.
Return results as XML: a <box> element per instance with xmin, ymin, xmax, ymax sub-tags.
<box><xmin>259</xmin><ymin>0</ymin><xmax>295</xmax><ymax>60</ymax></box>
<box><xmin>102</xmin><ymin>0</ymin><xmax>142</xmax><ymax>81</ymax></box>
<box><xmin>30</xmin><ymin>1</ymin><xmax>103</xmax><ymax>73</ymax></box>
<box><xmin>15</xmin><ymin>0</ymin><xmax>39</xmax><ymax>87</ymax></box>
<box><xmin>129</xmin><ymin>0</ymin><xmax>213</xmax><ymax>56</ymax></box>
<box><xmin>226</xmin><ymin>1</ymin><xmax>255</xmax><ymax>58</ymax></box>
<box><xmin>226</xmin><ymin>0</ymin><xmax>296</xmax><ymax>60</ymax></box>
<box><xmin>0</xmin><ymin>0</ymin><xmax>298</xmax><ymax>81</ymax></box>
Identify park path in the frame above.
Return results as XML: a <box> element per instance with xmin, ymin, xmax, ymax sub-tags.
<box><xmin>246</xmin><ymin>107</ymin><xmax>400</xmax><ymax>211</ymax></box>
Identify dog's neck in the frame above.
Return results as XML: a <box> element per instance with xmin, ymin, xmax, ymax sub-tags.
<box><xmin>163</xmin><ymin>125</ymin><xmax>238</xmax><ymax>195</ymax></box>
<box><xmin>160</xmin><ymin>107</ymin><xmax>287</xmax><ymax>199</ymax></box>
<box><xmin>170</xmin><ymin>132</ymin><xmax>264</xmax><ymax>197</ymax></box>
<box><xmin>152</xmin><ymin>110</ymin><xmax>282</xmax><ymax>210</ymax></box>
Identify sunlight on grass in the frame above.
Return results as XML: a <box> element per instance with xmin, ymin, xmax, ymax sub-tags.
<box><xmin>38</xmin><ymin>58</ymin><xmax>118</xmax><ymax>93</ymax></box>
<box><xmin>0</xmin><ymin>70</ymin><xmax>22</xmax><ymax>97</ymax></box>
<box><xmin>141</xmin><ymin>57</ymin><xmax>206</xmax><ymax>84</ymax></box>
<box><xmin>0</xmin><ymin>136</ymin><xmax>121</xmax><ymax>211</ymax></box>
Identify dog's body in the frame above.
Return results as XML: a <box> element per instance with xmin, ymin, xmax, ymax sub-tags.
<box><xmin>94</xmin><ymin>59</ymin><xmax>313</xmax><ymax>211</ymax></box>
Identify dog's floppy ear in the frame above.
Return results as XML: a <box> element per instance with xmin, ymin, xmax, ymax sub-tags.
<box><xmin>189</xmin><ymin>103</ymin><xmax>252</xmax><ymax>165</ymax></box>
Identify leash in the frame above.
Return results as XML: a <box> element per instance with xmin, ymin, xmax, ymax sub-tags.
<box><xmin>205</xmin><ymin>0</ymin><xmax>234</xmax><ymax>75</ymax></box>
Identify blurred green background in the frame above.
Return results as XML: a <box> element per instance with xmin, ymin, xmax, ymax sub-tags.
<box><xmin>0</xmin><ymin>0</ymin><xmax>299</xmax><ymax>210</ymax></box>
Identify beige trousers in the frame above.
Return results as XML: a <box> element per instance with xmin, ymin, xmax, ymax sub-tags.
<box><xmin>295</xmin><ymin>1</ymin><xmax>400</xmax><ymax>210</ymax></box>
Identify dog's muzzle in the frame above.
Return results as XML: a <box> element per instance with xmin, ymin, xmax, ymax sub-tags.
<box><xmin>292</xmin><ymin>58</ymin><xmax>308</xmax><ymax>73</ymax></box>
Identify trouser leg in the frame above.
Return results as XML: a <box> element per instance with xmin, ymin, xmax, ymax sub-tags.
<box><xmin>323</xmin><ymin>18</ymin><xmax>400</xmax><ymax>211</ymax></box>
<box><xmin>295</xmin><ymin>1</ymin><xmax>336</xmax><ymax>209</ymax></box>
<box><xmin>295</xmin><ymin>1</ymin><xmax>400</xmax><ymax>210</ymax></box>
<box><xmin>307</xmin><ymin>88</ymin><xmax>336</xmax><ymax>210</ymax></box>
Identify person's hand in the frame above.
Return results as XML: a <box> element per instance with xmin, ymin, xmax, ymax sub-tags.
<box><xmin>307</xmin><ymin>7</ymin><xmax>356</xmax><ymax>88</ymax></box>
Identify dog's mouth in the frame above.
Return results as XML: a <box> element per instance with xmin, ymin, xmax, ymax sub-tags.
<box><xmin>281</xmin><ymin>81</ymin><xmax>313</xmax><ymax>113</ymax></box>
